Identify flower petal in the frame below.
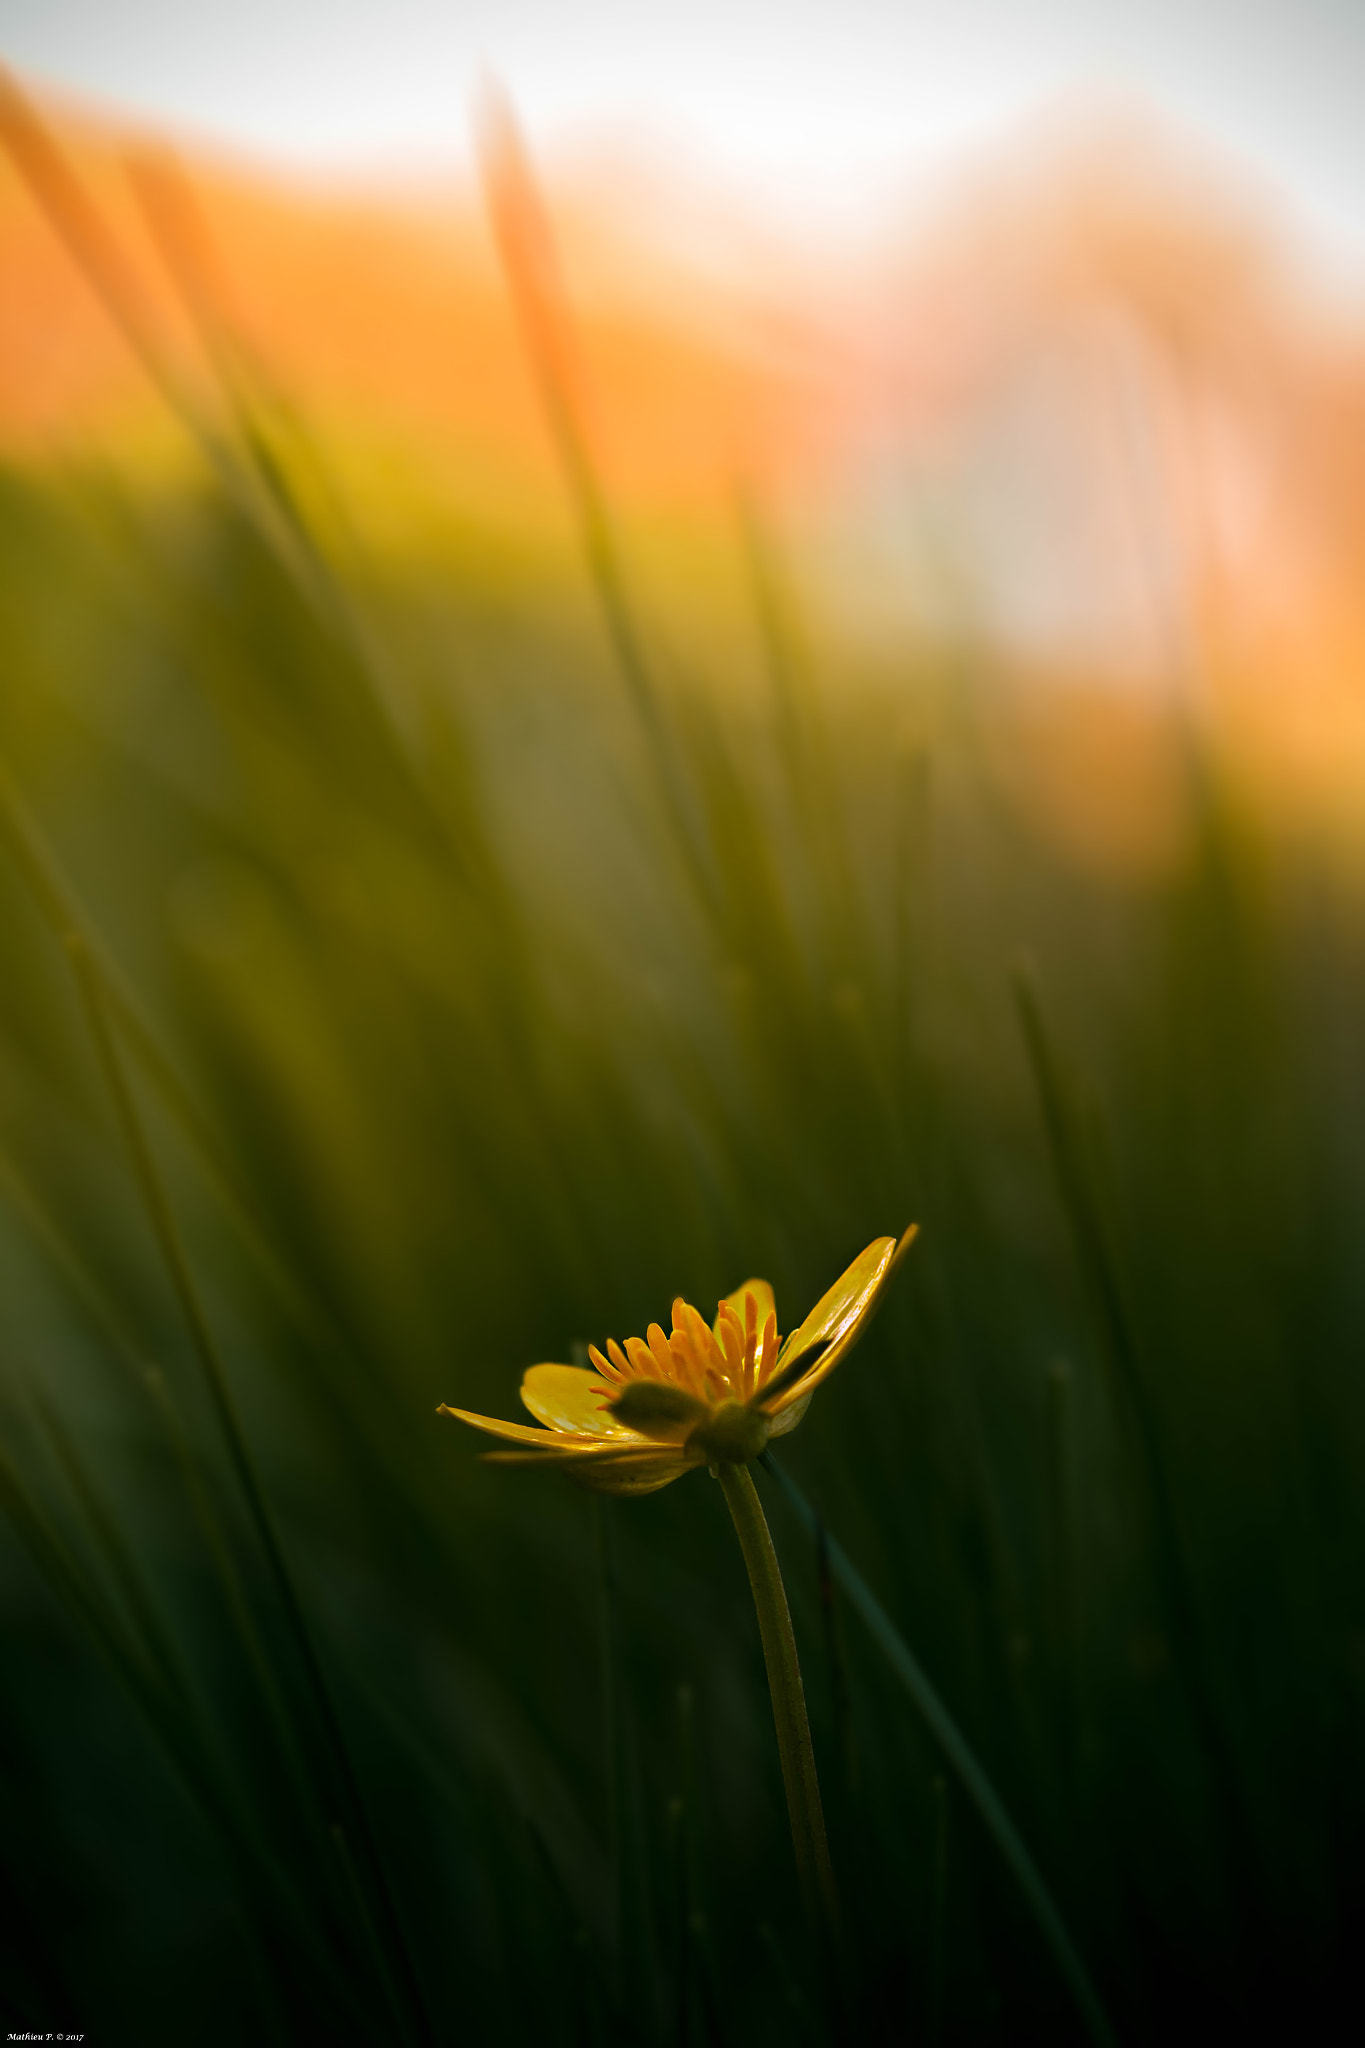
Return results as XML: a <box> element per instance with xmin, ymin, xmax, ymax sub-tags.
<box><xmin>437</xmin><ymin>1401</ymin><xmax>601</xmax><ymax>1448</ymax></box>
<box><xmin>483</xmin><ymin>1440</ymin><xmax>699</xmax><ymax>1495</ymax></box>
<box><xmin>760</xmin><ymin>1227</ymin><xmax>917</xmax><ymax>1411</ymax></box>
<box><xmin>765</xmin><ymin>1390</ymin><xmax>812</xmax><ymax>1437</ymax></box>
<box><xmin>520</xmin><ymin>1364</ymin><xmax>642</xmax><ymax>1438</ymax></box>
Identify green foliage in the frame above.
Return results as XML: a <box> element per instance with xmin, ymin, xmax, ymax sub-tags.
<box><xmin>0</xmin><ymin>323</ymin><xmax>1362</xmax><ymax>2046</ymax></box>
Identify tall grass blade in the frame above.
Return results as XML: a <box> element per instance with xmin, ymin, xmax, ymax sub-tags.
<box><xmin>760</xmin><ymin>1453</ymin><xmax>1119</xmax><ymax>2048</ymax></box>
<box><xmin>26</xmin><ymin>1381</ymin><xmax>192</xmax><ymax>1704</ymax></box>
<box><xmin>476</xmin><ymin>91</ymin><xmax>660</xmax><ymax>743</ymax></box>
<box><xmin>65</xmin><ymin>935</ymin><xmax>434</xmax><ymax>2048</ymax></box>
<box><xmin>0</xmin><ymin>1431</ymin><xmax>374</xmax><ymax>2034</ymax></box>
<box><xmin>0</xmin><ymin>66</ymin><xmax>186</xmax><ymax>410</ymax></box>
<box><xmin>927</xmin><ymin>1773</ymin><xmax>949</xmax><ymax>2047</ymax></box>
<box><xmin>595</xmin><ymin>1497</ymin><xmax>654</xmax><ymax>2026</ymax></box>
<box><xmin>0</xmin><ymin>1137</ymin><xmax>335</xmax><ymax>1819</ymax></box>
<box><xmin>734</xmin><ymin>491</ymin><xmax>861</xmax><ymax>957</ymax></box>
<box><xmin>1044</xmin><ymin>1358</ymin><xmax>1079</xmax><ymax>1780</ymax></box>
<box><xmin>1012</xmin><ymin>959</ymin><xmax>1259</xmax><ymax>1900</ymax></box>
<box><xmin>814</xmin><ymin>1507</ymin><xmax>857</xmax><ymax>1797</ymax></box>
<box><xmin>476</xmin><ymin>89</ymin><xmax>719</xmax><ymax>921</ymax></box>
<box><xmin>0</xmin><ymin>74</ymin><xmax>374</xmax><ymax>663</ymax></box>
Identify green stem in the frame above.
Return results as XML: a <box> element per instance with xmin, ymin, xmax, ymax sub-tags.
<box><xmin>718</xmin><ymin>1462</ymin><xmax>838</xmax><ymax>1940</ymax></box>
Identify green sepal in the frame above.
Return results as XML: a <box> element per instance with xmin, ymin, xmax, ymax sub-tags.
<box><xmin>609</xmin><ymin>1381</ymin><xmax>709</xmax><ymax>1437</ymax></box>
<box><xmin>686</xmin><ymin>1400</ymin><xmax>771</xmax><ymax>1465</ymax></box>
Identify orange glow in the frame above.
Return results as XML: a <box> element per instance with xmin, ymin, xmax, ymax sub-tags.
<box><xmin>6</xmin><ymin>85</ymin><xmax>1365</xmax><ymax>875</ymax></box>
<box><xmin>0</xmin><ymin>89</ymin><xmax>840</xmax><ymax>513</ymax></box>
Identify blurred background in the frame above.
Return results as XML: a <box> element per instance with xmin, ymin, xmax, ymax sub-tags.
<box><xmin>2</xmin><ymin>4</ymin><xmax>1364</xmax><ymax>2042</ymax></box>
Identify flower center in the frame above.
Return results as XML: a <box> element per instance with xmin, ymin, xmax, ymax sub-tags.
<box><xmin>588</xmin><ymin>1288</ymin><xmax>780</xmax><ymax>1406</ymax></box>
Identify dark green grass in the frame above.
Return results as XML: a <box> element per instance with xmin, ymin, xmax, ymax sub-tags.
<box><xmin>1</xmin><ymin>441</ymin><xmax>1362</xmax><ymax>2045</ymax></box>
<box><xmin>0</xmin><ymin>96</ymin><xmax>1363</xmax><ymax>2040</ymax></box>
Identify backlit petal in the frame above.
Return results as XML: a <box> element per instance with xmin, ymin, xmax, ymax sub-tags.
<box><xmin>437</xmin><ymin>1402</ymin><xmax>601</xmax><ymax>1448</ymax></box>
<box><xmin>765</xmin><ymin>1390</ymin><xmax>812</xmax><ymax>1437</ymax></box>
<box><xmin>483</xmin><ymin>1439</ymin><xmax>699</xmax><ymax>1496</ymax></box>
<box><xmin>760</xmin><ymin>1229</ymin><xmax>914</xmax><ymax>1412</ymax></box>
<box><xmin>521</xmin><ymin>1364</ymin><xmax>642</xmax><ymax>1438</ymax></box>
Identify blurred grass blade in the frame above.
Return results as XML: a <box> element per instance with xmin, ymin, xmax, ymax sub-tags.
<box><xmin>0</xmin><ymin>72</ymin><xmax>431</xmax><ymax>762</ymax></box>
<box><xmin>927</xmin><ymin>1773</ymin><xmax>949</xmax><ymax>2047</ymax></box>
<box><xmin>760</xmin><ymin>1453</ymin><xmax>1119</xmax><ymax>2048</ymax></box>
<box><xmin>0</xmin><ymin>745</ymin><xmax>487</xmax><ymax>1590</ymax></box>
<box><xmin>735</xmin><ymin>490</ymin><xmax>863</xmax><ymax>963</ymax></box>
<box><xmin>123</xmin><ymin>145</ymin><xmax>395</xmax><ymax>667</ymax></box>
<box><xmin>1044</xmin><ymin>1357</ymin><xmax>1079</xmax><ymax>1779</ymax></box>
<box><xmin>476</xmin><ymin>90</ymin><xmax>662</xmax><ymax>746</ymax></box>
<box><xmin>522</xmin><ymin>1813</ymin><xmax>610</xmax><ymax>2045</ymax></box>
<box><xmin>66</xmin><ymin>935</ymin><xmax>434</xmax><ymax>2048</ymax></box>
<box><xmin>0</xmin><ymin>1137</ymin><xmax>335</xmax><ymax>1816</ymax></box>
<box><xmin>0</xmin><ymin>65</ymin><xmax>185</xmax><ymax>410</ymax></box>
<box><xmin>1012</xmin><ymin>959</ymin><xmax>1258</xmax><ymax>1894</ymax></box>
<box><xmin>26</xmin><ymin>1381</ymin><xmax>192</xmax><ymax>1705</ymax></box>
<box><xmin>330</xmin><ymin>1823</ymin><xmax>414</xmax><ymax>2047</ymax></box>
<box><xmin>668</xmin><ymin>1685</ymin><xmax>695</xmax><ymax>2047</ymax></box>
<box><xmin>756</xmin><ymin>1919</ymin><xmax>820</xmax><ymax>2046</ymax></box>
<box><xmin>0</xmin><ymin>1430</ymin><xmax>375</xmax><ymax>2035</ymax></box>
<box><xmin>595</xmin><ymin>1498</ymin><xmax>654</xmax><ymax>2022</ymax></box>
<box><xmin>123</xmin><ymin>143</ymin><xmax>252</xmax><ymax>400</ymax></box>
<box><xmin>476</xmin><ymin>88</ymin><xmax>719</xmax><ymax>919</ymax></box>
<box><xmin>814</xmin><ymin>1507</ymin><xmax>857</xmax><ymax>1797</ymax></box>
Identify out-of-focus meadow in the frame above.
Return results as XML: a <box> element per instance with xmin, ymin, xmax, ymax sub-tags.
<box><xmin>3</xmin><ymin>74</ymin><xmax>1365</xmax><ymax>2046</ymax></box>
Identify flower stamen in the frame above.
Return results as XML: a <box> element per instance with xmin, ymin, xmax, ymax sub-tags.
<box><xmin>647</xmin><ymin>1321</ymin><xmax>676</xmax><ymax>1380</ymax></box>
<box><xmin>666</xmin><ymin>1304</ymin><xmax>694</xmax><ymax>1388</ymax></box>
<box><xmin>716</xmin><ymin>1301</ymin><xmax>746</xmax><ymax>1386</ymax></box>
<box><xmin>625</xmin><ymin>1334</ymin><xmax>654</xmax><ymax>1378</ymax></box>
<box><xmin>755</xmin><ymin>1309</ymin><xmax>779</xmax><ymax>1390</ymax></box>
<box><xmin>588</xmin><ymin>1342</ymin><xmax>625</xmax><ymax>1383</ymax></box>
<box><xmin>683</xmin><ymin>1302</ymin><xmax>726</xmax><ymax>1390</ymax></box>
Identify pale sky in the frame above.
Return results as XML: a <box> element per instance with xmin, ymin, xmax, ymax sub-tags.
<box><xmin>2</xmin><ymin>1</ymin><xmax>1362</xmax><ymax>263</ymax></box>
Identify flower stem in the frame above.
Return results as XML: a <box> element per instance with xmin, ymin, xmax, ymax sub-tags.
<box><xmin>718</xmin><ymin>1462</ymin><xmax>838</xmax><ymax>1941</ymax></box>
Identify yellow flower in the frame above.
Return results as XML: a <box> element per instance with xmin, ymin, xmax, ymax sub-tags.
<box><xmin>439</xmin><ymin>1227</ymin><xmax>918</xmax><ymax>1495</ymax></box>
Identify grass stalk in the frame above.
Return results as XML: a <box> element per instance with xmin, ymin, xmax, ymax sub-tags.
<box><xmin>0</xmin><ymin>1432</ymin><xmax>377</xmax><ymax>2035</ymax></box>
<box><xmin>26</xmin><ymin>1382</ymin><xmax>194</xmax><ymax>1704</ymax></box>
<box><xmin>1012</xmin><ymin>960</ymin><xmax>1259</xmax><ymax>1902</ymax></box>
<box><xmin>735</xmin><ymin>490</ymin><xmax>863</xmax><ymax>967</ymax></box>
<box><xmin>595</xmin><ymin>1497</ymin><xmax>654</xmax><ymax>2021</ymax></box>
<box><xmin>65</xmin><ymin>934</ymin><xmax>433</xmax><ymax>2048</ymax></box>
<box><xmin>476</xmin><ymin>91</ymin><xmax>722</xmax><ymax>925</ymax></box>
<box><xmin>815</xmin><ymin>1507</ymin><xmax>857</xmax><ymax>1797</ymax></box>
<box><xmin>927</xmin><ymin>1773</ymin><xmax>949</xmax><ymax>2047</ymax></box>
<box><xmin>476</xmin><ymin>94</ymin><xmax>662</xmax><ymax>752</ymax></box>
<box><xmin>0</xmin><ymin>73</ymin><xmax>383</xmax><ymax>666</ymax></box>
<box><xmin>0</xmin><ymin>1137</ymin><xmax>334</xmax><ymax>1824</ymax></box>
<box><xmin>1045</xmin><ymin>1358</ymin><xmax>1079</xmax><ymax>1780</ymax></box>
<box><xmin>760</xmin><ymin>1452</ymin><xmax>1118</xmax><ymax>2048</ymax></box>
<box><xmin>0</xmin><ymin>66</ymin><xmax>186</xmax><ymax>414</ymax></box>
<box><xmin>669</xmin><ymin>1684</ymin><xmax>697</xmax><ymax>2048</ymax></box>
